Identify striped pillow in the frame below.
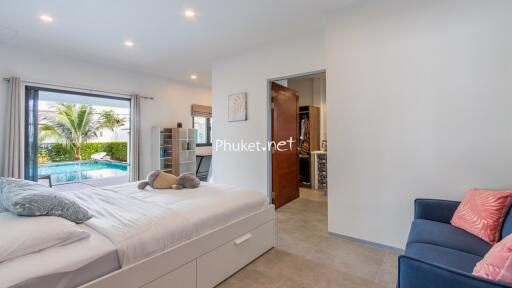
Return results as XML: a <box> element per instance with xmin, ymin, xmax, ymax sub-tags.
<box><xmin>451</xmin><ymin>188</ymin><xmax>512</xmax><ymax>244</ymax></box>
<box><xmin>473</xmin><ymin>233</ymin><xmax>512</xmax><ymax>283</ymax></box>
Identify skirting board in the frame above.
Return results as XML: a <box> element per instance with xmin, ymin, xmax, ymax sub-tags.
<box><xmin>328</xmin><ymin>231</ymin><xmax>404</xmax><ymax>254</ymax></box>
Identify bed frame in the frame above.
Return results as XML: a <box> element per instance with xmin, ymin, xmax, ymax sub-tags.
<box><xmin>81</xmin><ymin>205</ymin><xmax>275</xmax><ymax>288</ymax></box>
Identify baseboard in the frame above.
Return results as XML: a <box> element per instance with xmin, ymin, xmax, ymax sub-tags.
<box><xmin>328</xmin><ymin>231</ymin><xmax>405</xmax><ymax>254</ymax></box>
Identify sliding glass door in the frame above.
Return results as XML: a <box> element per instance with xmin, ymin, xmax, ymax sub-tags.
<box><xmin>24</xmin><ymin>86</ymin><xmax>39</xmax><ymax>181</ymax></box>
<box><xmin>24</xmin><ymin>86</ymin><xmax>131</xmax><ymax>189</ymax></box>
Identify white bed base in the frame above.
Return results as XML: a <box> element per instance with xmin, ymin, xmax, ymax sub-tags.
<box><xmin>81</xmin><ymin>205</ymin><xmax>275</xmax><ymax>288</ymax></box>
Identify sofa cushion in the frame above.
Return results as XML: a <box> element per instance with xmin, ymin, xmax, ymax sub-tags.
<box><xmin>501</xmin><ymin>208</ymin><xmax>512</xmax><ymax>240</ymax></box>
<box><xmin>408</xmin><ymin>219</ymin><xmax>492</xmax><ymax>257</ymax></box>
<box><xmin>406</xmin><ymin>243</ymin><xmax>482</xmax><ymax>273</ymax></box>
<box><xmin>451</xmin><ymin>188</ymin><xmax>512</xmax><ymax>244</ymax></box>
<box><xmin>473</xmin><ymin>234</ymin><xmax>512</xmax><ymax>283</ymax></box>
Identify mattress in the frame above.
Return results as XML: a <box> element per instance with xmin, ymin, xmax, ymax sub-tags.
<box><xmin>104</xmin><ymin>182</ymin><xmax>270</xmax><ymax>237</ymax></box>
<box><xmin>0</xmin><ymin>226</ymin><xmax>119</xmax><ymax>288</ymax></box>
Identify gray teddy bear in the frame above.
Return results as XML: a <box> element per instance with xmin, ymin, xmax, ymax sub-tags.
<box><xmin>138</xmin><ymin>170</ymin><xmax>201</xmax><ymax>190</ymax></box>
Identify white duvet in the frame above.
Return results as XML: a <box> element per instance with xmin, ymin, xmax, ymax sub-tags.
<box><xmin>65</xmin><ymin>183</ymin><xmax>268</xmax><ymax>267</ymax></box>
<box><xmin>103</xmin><ymin>182</ymin><xmax>269</xmax><ymax>237</ymax></box>
<box><xmin>65</xmin><ymin>188</ymin><xmax>194</xmax><ymax>267</ymax></box>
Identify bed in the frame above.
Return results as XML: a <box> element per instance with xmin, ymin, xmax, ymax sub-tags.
<box><xmin>1</xmin><ymin>226</ymin><xmax>119</xmax><ymax>288</ymax></box>
<box><xmin>0</xmin><ymin>182</ymin><xmax>274</xmax><ymax>288</ymax></box>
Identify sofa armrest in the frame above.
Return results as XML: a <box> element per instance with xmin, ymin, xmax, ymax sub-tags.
<box><xmin>414</xmin><ymin>199</ymin><xmax>460</xmax><ymax>224</ymax></box>
<box><xmin>398</xmin><ymin>256</ymin><xmax>512</xmax><ymax>288</ymax></box>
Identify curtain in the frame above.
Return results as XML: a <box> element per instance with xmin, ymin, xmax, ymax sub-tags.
<box><xmin>129</xmin><ymin>94</ymin><xmax>141</xmax><ymax>181</ymax></box>
<box><xmin>2</xmin><ymin>77</ymin><xmax>23</xmax><ymax>179</ymax></box>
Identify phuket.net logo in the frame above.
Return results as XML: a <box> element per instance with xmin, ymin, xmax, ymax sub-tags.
<box><xmin>215</xmin><ymin>137</ymin><xmax>295</xmax><ymax>152</ymax></box>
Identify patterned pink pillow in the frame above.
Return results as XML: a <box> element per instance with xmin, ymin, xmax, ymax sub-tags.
<box><xmin>473</xmin><ymin>234</ymin><xmax>512</xmax><ymax>283</ymax></box>
<box><xmin>451</xmin><ymin>188</ymin><xmax>512</xmax><ymax>244</ymax></box>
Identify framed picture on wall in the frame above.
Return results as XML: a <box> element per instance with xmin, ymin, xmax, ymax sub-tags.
<box><xmin>228</xmin><ymin>92</ymin><xmax>247</xmax><ymax>122</ymax></box>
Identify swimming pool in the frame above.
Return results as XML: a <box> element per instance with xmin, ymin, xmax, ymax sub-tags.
<box><xmin>38</xmin><ymin>160</ymin><xmax>129</xmax><ymax>185</ymax></box>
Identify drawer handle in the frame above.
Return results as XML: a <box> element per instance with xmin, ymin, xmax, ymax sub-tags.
<box><xmin>234</xmin><ymin>233</ymin><xmax>252</xmax><ymax>245</ymax></box>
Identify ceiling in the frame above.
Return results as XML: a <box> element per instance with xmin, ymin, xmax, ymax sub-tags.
<box><xmin>0</xmin><ymin>0</ymin><xmax>354</xmax><ymax>87</ymax></box>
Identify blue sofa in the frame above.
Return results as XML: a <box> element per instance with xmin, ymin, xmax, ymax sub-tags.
<box><xmin>398</xmin><ymin>199</ymin><xmax>512</xmax><ymax>288</ymax></box>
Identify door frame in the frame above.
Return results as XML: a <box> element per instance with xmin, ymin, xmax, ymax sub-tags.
<box><xmin>266</xmin><ymin>69</ymin><xmax>326</xmax><ymax>202</ymax></box>
<box><xmin>24</xmin><ymin>85</ymin><xmax>132</xmax><ymax>182</ymax></box>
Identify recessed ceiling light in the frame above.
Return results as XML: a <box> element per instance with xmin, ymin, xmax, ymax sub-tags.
<box><xmin>124</xmin><ymin>40</ymin><xmax>135</xmax><ymax>47</ymax></box>
<box><xmin>190</xmin><ymin>74</ymin><xmax>198</xmax><ymax>80</ymax></box>
<box><xmin>183</xmin><ymin>9</ymin><xmax>196</xmax><ymax>18</ymax></box>
<box><xmin>39</xmin><ymin>14</ymin><xmax>54</xmax><ymax>23</ymax></box>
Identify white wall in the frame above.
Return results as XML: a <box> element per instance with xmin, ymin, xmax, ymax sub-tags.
<box><xmin>288</xmin><ymin>78</ymin><xmax>314</xmax><ymax>107</ymax></box>
<box><xmin>326</xmin><ymin>0</ymin><xmax>512</xmax><ymax>248</ymax></box>
<box><xmin>288</xmin><ymin>74</ymin><xmax>327</xmax><ymax>143</ymax></box>
<box><xmin>212</xmin><ymin>0</ymin><xmax>512</xmax><ymax>249</ymax></box>
<box><xmin>313</xmin><ymin>75</ymin><xmax>327</xmax><ymax>142</ymax></box>
<box><xmin>211</xmin><ymin>35</ymin><xmax>325</xmax><ymax>193</ymax></box>
<box><xmin>0</xmin><ymin>44</ymin><xmax>211</xmax><ymax>178</ymax></box>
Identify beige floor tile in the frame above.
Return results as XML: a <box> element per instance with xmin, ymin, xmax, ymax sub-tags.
<box><xmin>217</xmin><ymin>194</ymin><xmax>399</xmax><ymax>288</ymax></box>
<box><xmin>300</xmin><ymin>187</ymin><xmax>327</xmax><ymax>202</ymax></box>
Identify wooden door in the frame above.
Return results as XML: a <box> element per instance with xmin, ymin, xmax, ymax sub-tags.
<box><xmin>272</xmin><ymin>82</ymin><xmax>299</xmax><ymax>209</ymax></box>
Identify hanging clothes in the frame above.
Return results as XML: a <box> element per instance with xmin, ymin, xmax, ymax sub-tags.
<box><xmin>299</xmin><ymin>116</ymin><xmax>310</xmax><ymax>157</ymax></box>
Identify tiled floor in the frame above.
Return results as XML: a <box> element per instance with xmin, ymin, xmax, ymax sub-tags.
<box><xmin>299</xmin><ymin>187</ymin><xmax>327</xmax><ymax>203</ymax></box>
<box><xmin>218</xmin><ymin>192</ymin><xmax>399</xmax><ymax>288</ymax></box>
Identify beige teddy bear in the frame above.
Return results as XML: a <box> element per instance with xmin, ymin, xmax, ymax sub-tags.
<box><xmin>137</xmin><ymin>170</ymin><xmax>200</xmax><ymax>190</ymax></box>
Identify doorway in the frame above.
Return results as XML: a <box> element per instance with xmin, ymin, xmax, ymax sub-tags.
<box><xmin>269</xmin><ymin>71</ymin><xmax>327</xmax><ymax>208</ymax></box>
<box><xmin>25</xmin><ymin>86</ymin><xmax>131</xmax><ymax>191</ymax></box>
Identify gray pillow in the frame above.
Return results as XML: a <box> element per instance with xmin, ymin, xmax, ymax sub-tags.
<box><xmin>0</xmin><ymin>178</ymin><xmax>91</xmax><ymax>223</ymax></box>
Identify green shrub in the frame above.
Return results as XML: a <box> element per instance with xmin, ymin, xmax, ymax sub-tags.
<box><xmin>38</xmin><ymin>142</ymin><xmax>128</xmax><ymax>163</ymax></box>
<box><xmin>110</xmin><ymin>142</ymin><xmax>128</xmax><ymax>162</ymax></box>
<box><xmin>39</xmin><ymin>144</ymin><xmax>74</xmax><ymax>162</ymax></box>
<box><xmin>79</xmin><ymin>142</ymin><xmax>108</xmax><ymax>160</ymax></box>
<box><xmin>38</xmin><ymin>149</ymin><xmax>51</xmax><ymax>164</ymax></box>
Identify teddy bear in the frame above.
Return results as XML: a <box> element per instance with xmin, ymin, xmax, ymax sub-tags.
<box><xmin>137</xmin><ymin>170</ymin><xmax>201</xmax><ymax>190</ymax></box>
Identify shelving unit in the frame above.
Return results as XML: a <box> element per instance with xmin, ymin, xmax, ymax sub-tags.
<box><xmin>152</xmin><ymin>127</ymin><xmax>197</xmax><ymax>176</ymax></box>
<box><xmin>311</xmin><ymin>151</ymin><xmax>327</xmax><ymax>191</ymax></box>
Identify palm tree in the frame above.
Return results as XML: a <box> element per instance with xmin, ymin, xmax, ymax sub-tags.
<box><xmin>39</xmin><ymin>103</ymin><xmax>98</xmax><ymax>160</ymax></box>
<box><xmin>98</xmin><ymin>109</ymin><xmax>127</xmax><ymax>139</ymax></box>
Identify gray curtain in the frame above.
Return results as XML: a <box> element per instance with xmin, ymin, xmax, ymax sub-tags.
<box><xmin>129</xmin><ymin>94</ymin><xmax>141</xmax><ymax>181</ymax></box>
<box><xmin>3</xmin><ymin>77</ymin><xmax>23</xmax><ymax>178</ymax></box>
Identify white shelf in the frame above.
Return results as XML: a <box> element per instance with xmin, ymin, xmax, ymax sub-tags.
<box><xmin>153</xmin><ymin>127</ymin><xmax>197</xmax><ymax>177</ymax></box>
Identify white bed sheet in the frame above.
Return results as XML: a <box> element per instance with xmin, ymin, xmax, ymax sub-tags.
<box><xmin>0</xmin><ymin>226</ymin><xmax>117</xmax><ymax>288</ymax></box>
<box><xmin>0</xmin><ymin>182</ymin><xmax>269</xmax><ymax>287</ymax></box>
<box><xmin>103</xmin><ymin>182</ymin><xmax>269</xmax><ymax>238</ymax></box>
<box><xmin>64</xmin><ymin>187</ymin><xmax>195</xmax><ymax>267</ymax></box>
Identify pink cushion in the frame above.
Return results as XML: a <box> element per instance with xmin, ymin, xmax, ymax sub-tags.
<box><xmin>451</xmin><ymin>188</ymin><xmax>512</xmax><ymax>245</ymax></box>
<box><xmin>473</xmin><ymin>234</ymin><xmax>512</xmax><ymax>283</ymax></box>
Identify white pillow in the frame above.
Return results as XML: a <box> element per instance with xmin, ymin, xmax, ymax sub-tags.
<box><xmin>0</xmin><ymin>213</ymin><xmax>90</xmax><ymax>263</ymax></box>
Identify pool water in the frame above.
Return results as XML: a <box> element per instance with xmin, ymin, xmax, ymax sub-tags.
<box><xmin>38</xmin><ymin>160</ymin><xmax>129</xmax><ymax>185</ymax></box>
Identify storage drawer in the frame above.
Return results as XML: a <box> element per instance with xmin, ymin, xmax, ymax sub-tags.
<box><xmin>197</xmin><ymin>220</ymin><xmax>274</xmax><ymax>288</ymax></box>
<box><xmin>142</xmin><ymin>260</ymin><xmax>196</xmax><ymax>288</ymax></box>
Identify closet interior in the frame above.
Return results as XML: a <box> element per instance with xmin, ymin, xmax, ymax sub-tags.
<box><xmin>285</xmin><ymin>72</ymin><xmax>327</xmax><ymax>201</ymax></box>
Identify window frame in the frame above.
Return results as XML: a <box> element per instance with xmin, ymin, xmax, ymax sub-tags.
<box><xmin>193</xmin><ymin>115</ymin><xmax>212</xmax><ymax>147</ymax></box>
